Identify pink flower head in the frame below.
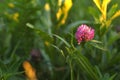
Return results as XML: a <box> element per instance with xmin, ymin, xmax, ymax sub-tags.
<box><xmin>75</xmin><ymin>24</ymin><xmax>94</xmax><ymax>44</ymax></box>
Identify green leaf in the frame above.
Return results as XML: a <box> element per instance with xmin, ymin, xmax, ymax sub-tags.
<box><xmin>26</xmin><ymin>23</ymin><xmax>34</xmax><ymax>29</ymax></box>
<box><xmin>109</xmin><ymin>73</ymin><xmax>117</xmax><ymax>80</ymax></box>
<box><xmin>71</xmin><ymin>52</ymin><xmax>99</xmax><ymax>80</ymax></box>
<box><xmin>107</xmin><ymin>32</ymin><xmax>120</xmax><ymax>46</ymax></box>
<box><xmin>35</xmin><ymin>28</ymin><xmax>53</xmax><ymax>42</ymax></box>
<box><xmin>91</xmin><ymin>40</ymin><xmax>103</xmax><ymax>44</ymax></box>
<box><xmin>51</xmin><ymin>44</ymin><xmax>65</xmax><ymax>57</ymax></box>
<box><xmin>90</xmin><ymin>43</ymin><xmax>107</xmax><ymax>51</ymax></box>
<box><xmin>64</xmin><ymin>20</ymin><xmax>93</xmax><ymax>33</ymax></box>
<box><xmin>101</xmin><ymin>73</ymin><xmax>110</xmax><ymax>80</ymax></box>
<box><xmin>53</xmin><ymin>34</ymin><xmax>70</xmax><ymax>47</ymax></box>
<box><xmin>88</xmin><ymin>7</ymin><xmax>99</xmax><ymax>20</ymax></box>
<box><xmin>108</xmin><ymin>4</ymin><xmax>118</xmax><ymax>18</ymax></box>
<box><xmin>95</xmin><ymin>66</ymin><xmax>103</xmax><ymax>78</ymax></box>
<box><xmin>40</xmin><ymin>49</ymin><xmax>53</xmax><ymax>75</ymax></box>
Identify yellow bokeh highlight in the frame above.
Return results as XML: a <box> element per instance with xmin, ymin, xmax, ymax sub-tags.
<box><xmin>63</xmin><ymin>0</ymin><xmax>73</xmax><ymax>12</ymax></box>
<box><xmin>45</xmin><ymin>41</ymin><xmax>50</xmax><ymax>46</ymax></box>
<box><xmin>93</xmin><ymin>0</ymin><xmax>120</xmax><ymax>28</ymax></box>
<box><xmin>102</xmin><ymin>0</ymin><xmax>111</xmax><ymax>20</ymax></box>
<box><xmin>106</xmin><ymin>10</ymin><xmax>120</xmax><ymax>27</ymax></box>
<box><xmin>93</xmin><ymin>0</ymin><xmax>101</xmax><ymax>10</ymax></box>
<box><xmin>56</xmin><ymin>0</ymin><xmax>73</xmax><ymax>25</ymax></box>
<box><xmin>4</xmin><ymin>12</ymin><xmax>19</xmax><ymax>22</ymax></box>
<box><xmin>58</xmin><ymin>0</ymin><xmax>62</xmax><ymax>6</ymax></box>
<box><xmin>8</xmin><ymin>3</ymin><xmax>15</xmax><ymax>8</ymax></box>
<box><xmin>110</xmin><ymin>10</ymin><xmax>120</xmax><ymax>21</ymax></box>
<box><xmin>44</xmin><ymin>3</ymin><xmax>50</xmax><ymax>11</ymax></box>
<box><xmin>56</xmin><ymin>8</ymin><xmax>62</xmax><ymax>21</ymax></box>
<box><xmin>12</xmin><ymin>12</ymin><xmax>19</xmax><ymax>22</ymax></box>
<box><xmin>23</xmin><ymin>61</ymin><xmax>37</xmax><ymax>80</ymax></box>
<box><xmin>93</xmin><ymin>0</ymin><xmax>111</xmax><ymax>21</ymax></box>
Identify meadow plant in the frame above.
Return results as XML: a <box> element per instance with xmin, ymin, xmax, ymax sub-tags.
<box><xmin>0</xmin><ymin>0</ymin><xmax>120</xmax><ymax>80</ymax></box>
<box><xmin>75</xmin><ymin>24</ymin><xmax>94</xmax><ymax>44</ymax></box>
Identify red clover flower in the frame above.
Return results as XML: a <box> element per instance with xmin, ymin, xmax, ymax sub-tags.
<box><xmin>75</xmin><ymin>24</ymin><xmax>95</xmax><ymax>44</ymax></box>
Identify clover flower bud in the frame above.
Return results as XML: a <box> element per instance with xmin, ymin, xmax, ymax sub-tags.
<box><xmin>75</xmin><ymin>24</ymin><xmax>94</xmax><ymax>44</ymax></box>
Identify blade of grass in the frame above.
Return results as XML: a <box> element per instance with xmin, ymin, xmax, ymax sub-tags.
<box><xmin>53</xmin><ymin>34</ymin><xmax>70</xmax><ymax>47</ymax></box>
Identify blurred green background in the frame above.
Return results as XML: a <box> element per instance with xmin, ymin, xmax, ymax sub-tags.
<box><xmin>0</xmin><ymin>0</ymin><xmax>120</xmax><ymax>80</ymax></box>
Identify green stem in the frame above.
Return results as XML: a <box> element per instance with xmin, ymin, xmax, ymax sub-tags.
<box><xmin>69</xmin><ymin>60</ymin><xmax>73</xmax><ymax>80</ymax></box>
<box><xmin>80</xmin><ymin>56</ymin><xmax>99</xmax><ymax>80</ymax></box>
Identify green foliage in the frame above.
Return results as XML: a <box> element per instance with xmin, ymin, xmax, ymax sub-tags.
<box><xmin>0</xmin><ymin>0</ymin><xmax>120</xmax><ymax>80</ymax></box>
